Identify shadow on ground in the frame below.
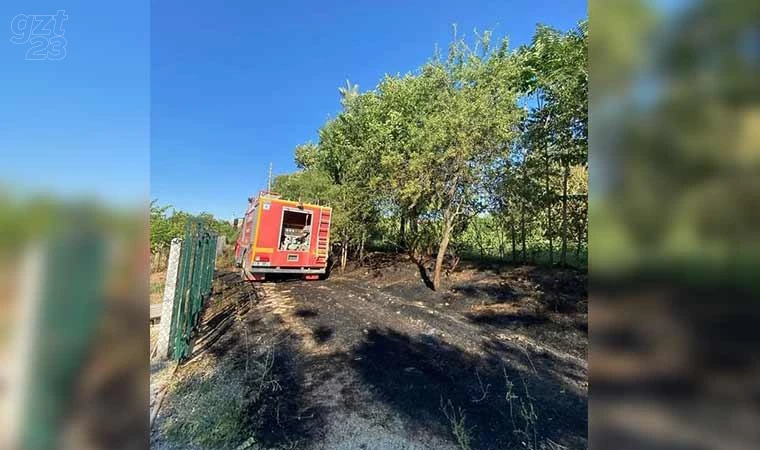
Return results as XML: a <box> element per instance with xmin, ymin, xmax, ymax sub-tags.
<box><xmin>525</xmin><ymin>267</ymin><xmax>587</xmax><ymax>314</ymax></box>
<box><xmin>591</xmin><ymin>276</ymin><xmax>760</xmax><ymax>450</ymax></box>
<box><xmin>159</xmin><ymin>335</ymin><xmax>328</xmax><ymax>449</ymax></box>
<box><xmin>465</xmin><ymin>310</ymin><xmax>549</xmax><ymax>327</ymax></box>
<box><xmin>352</xmin><ymin>328</ymin><xmax>588</xmax><ymax>450</ymax></box>
<box><xmin>240</xmin><ymin>337</ymin><xmax>327</xmax><ymax>448</ymax></box>
<box><xmin>156</xmin><ymin>273</ymin><xmax>327</xmax><ymax>450</ymax></box>
<box><xmin>450</xmin><ymin>281</ymin><xmax>518</xmax><ymax>303</ymax></box>
<box><xmin>156</xmin><ymin>266</ymin><xmax>588</xmax><ymax>450</ymax></box>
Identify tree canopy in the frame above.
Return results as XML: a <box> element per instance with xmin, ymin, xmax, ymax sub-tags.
<box><xmin>273</xmin><ymin>22</ymin><xmax>588</xmax><ymax>289</ymax></box>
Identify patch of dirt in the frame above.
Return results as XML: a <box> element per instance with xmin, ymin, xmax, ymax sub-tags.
<box><xmin>150</xmin><ymin>271</ymin><xmax>166</xmax><ymax>304</ymax></box>
<box><xmin>152</xmin><ymin>254</ymin><xmax>588</xmax><ymax>450</ymax></box>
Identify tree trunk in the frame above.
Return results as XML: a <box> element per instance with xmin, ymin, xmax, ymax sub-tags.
<box><xmin>433</xmin><ymin>208</ymin><xmax>455</xmax><ymax>291</ymax></box>
<box><xmin>400</xmin><ymin>212</ymin><xmax>406</xmax><ymax>248</ymax></box>
<box><xmin>545</xmin><ymin>149</ymin><xmax>553</xmax><ymax>266</ymax></box>
<box><xmin>359</xmin><ymin>230</ymin><xmax>366</xmax><ymax>262</ymax></box>
<box><xmin>541</xmin><ymin>104</ymin><xmax>553</xmax><ymax>267</ymax></box>
<box><xmin>511</xmin><ymin>221</ymin><xmax>517</xmax><ymax>263</ymax></box>
<box><xmin>575</xmin><ymin>221</ymin><xmax>582</xmax><ymax>265</ymax></box>
<box><xmin>561</xmin><ymin>165</ymin><xmax>569</xmax><ymax>266</ymax></box>
<box><xmin>476</xmin><ymin>222</ymin><xmax>485</xmax><ymax>259</ymax></box>
<box><xmin>340</xmin><ymin>241</ymin><xmax>348</xmax><ymax>271</ymax></box>
<box><xmin>410</xmin><ymin>213</ymin><xmax>421</xmax><ymax>259</ymax></box>
<box><xmin>521</xmin><ymin>204</ymin><xmax>527</xmax><ymax>263</ymax></box>
<box><xmin>576</xmin><ymin>206</ymin><xmax>586</xmax><ymax>265</ymax></box>
<box><xmin>498</xmin><ymin>226</ymin><xmax>505</xmax><ymax>261</ymax></box>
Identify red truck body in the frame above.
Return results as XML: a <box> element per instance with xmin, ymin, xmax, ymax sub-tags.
<box><xmin>235</xmin><ymin>192</ymin><xmax>331</xmax><ymax>280</ymax></box>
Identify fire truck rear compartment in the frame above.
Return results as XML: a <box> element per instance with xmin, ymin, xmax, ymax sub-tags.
<box><xmin>280</xmin><ymin>208</ymin><xmax>312</xmax><ymax>252</ymax></box>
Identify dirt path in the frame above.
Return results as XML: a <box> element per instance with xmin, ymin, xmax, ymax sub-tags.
<box><xmin>153</xmin><ymin>259</ymin><xmax>588</xmax><ymax>450</ymax></box>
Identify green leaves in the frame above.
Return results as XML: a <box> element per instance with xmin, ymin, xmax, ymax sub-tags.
<box><xmin>273</xmin><ymin>23</ymin><xmax>587</xmax><ymax>270</ymax></box>
<box><xmin>150</xmin><ymin>200</ymin><xmax>237</xmax><ymax>252</ymax></box>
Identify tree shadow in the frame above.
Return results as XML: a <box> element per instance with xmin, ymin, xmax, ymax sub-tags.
<box><xmin>241</xmin><ymin>338</ymin><xmax>326</xmax><ymax>448</ymax></box>
<box><xmin>524</xmin><ymin>266</ymin><xmax>588</xmax><ymax>314</ymax></box>
<box><xmin>414</xmin><ymin>260</ymin><xmax>435</xmax><ymax>290</ymax></box>
<box><xmin>294</xmin><ymin>308</ymin><xmax>319</xmax><ymax>318</ymax></box>
<box><xmin>351</xmin><ymin>328</ymin><xmax>587</xmax><ymax>450</ymax></box>
<box><xmin>186</xmin><ymin>281</ymin><xmax>257</xmax><ymax>361</ymax></box>
<box><xmin>450</xmin><ymin>282</ymin><xmax>518</xmax><ymax>303</ymax></box>
<box><xmin>162</xmin><ymin>330</ymin><xmax>327</xmax><ymax>449</ymax></box>
<box><xmin>158</xmin><ymin>273</ymin><xmax>329</xmax><ymax>450</ymax></box>
<box><xmin>312</xmin><ymin>325</ymin><xmax>334</xmax><ymax>343</ymax></box>
<box><xmin>465</xmin><ymin>310</ymin><xmax>549</xmax><ymax>327</ymax></box>
<box><xmin>592</xmin><ymin>277</ymin><xmax>760</xmax><ymax>450</ymax></box>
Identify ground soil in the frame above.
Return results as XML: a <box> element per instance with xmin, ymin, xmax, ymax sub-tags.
<box><xmin>152</xmin><ymin>253</ymin><xmax>588</xmax><ymax>450</ymax></box>
<box><xmin>151</xmin><ymin>271</ymin><xmax>167</xmax><ymax>304</ymax></box>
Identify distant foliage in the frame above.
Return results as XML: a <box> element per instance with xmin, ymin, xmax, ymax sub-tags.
<box><xmin>150</xmin><ymin>200</ymin><xmax>238</xmax><ymax>253</ymax></box>
<box><xmin>0</xmin><ymin>191</ymin><xmax>137</xmax><ymax>256</ymax></box>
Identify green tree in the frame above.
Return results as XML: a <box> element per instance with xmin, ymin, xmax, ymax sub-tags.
<box><xmin>517</xmin><ymin>21</ymin><xmax>588</xmax><ymax>266</ymax></box>
<box><xmin>274</xmin><ymin>23</ymin><xmax>589</xmax><ymax>287</ymax></box>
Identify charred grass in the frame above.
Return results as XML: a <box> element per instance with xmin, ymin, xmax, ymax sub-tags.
<box><xmin>352</xmin><ymin>328</ymin><xmax>587</xmax><ymax>449</ymax></box>
<box><xmin>153</xmin><ymin>255</ymin><xmax>588</xmax><ymax>450</ymax></box>
<box><xmin>154</xmin><ymin>272</ymin><xmax>327</xmax><ymax>450</ymax></box>
<box><xmin>349</xmin><ymin>253</ymin><xmax>588</xmax><ymax>358</ymax></box>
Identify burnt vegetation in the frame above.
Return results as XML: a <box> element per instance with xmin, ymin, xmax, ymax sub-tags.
<box><xmin>154</xmin><ymin>255</ymin><xmax>587</xmax><ymax>450</ymax></box>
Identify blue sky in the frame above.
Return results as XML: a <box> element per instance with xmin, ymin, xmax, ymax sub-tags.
<box><xmin>1</xmin><ymin>1</ymin><xmax>585</xmax><ymax>217</ymax></box>
<box><xmin>1</xmin><ymin>1</ymin><xmax>149</xmax><ymax>205</ymax></box>
<box><xmin>151</xmin><ymin>0</ymin><xmax>586</xmax><ymax>220</ymax></box>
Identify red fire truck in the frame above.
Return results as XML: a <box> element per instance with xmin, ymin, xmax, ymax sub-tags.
<box><xmin>235</xmin><ymin>191</ymin><xmax>331</xmax><ymax>281</ymax></box>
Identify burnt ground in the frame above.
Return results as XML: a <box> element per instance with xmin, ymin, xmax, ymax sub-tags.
<box><xmin>152</xmin><ymin>253</ymin><xmax>588</xmax><ymax>450</ymax></box>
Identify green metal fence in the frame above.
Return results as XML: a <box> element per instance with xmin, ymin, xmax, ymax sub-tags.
<box><xmin>169</xmin><ymin>218</ymin><xmax>218</xmax><ymax>360</ymax></box>
<box><xmin>20</xmin><ymin>231</ymin><xmax>105</xmax><ymax>450</ymax></box>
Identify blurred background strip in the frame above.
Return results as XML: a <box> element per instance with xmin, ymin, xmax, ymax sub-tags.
<box><xmin>590</xmin><ymin>0</ymin><xmax>760</xmax><ymax>449</ymax></box>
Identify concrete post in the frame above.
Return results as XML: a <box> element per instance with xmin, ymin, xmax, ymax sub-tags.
<box><xmin>155</xmin><ymin>238</ymin><xmax>183</xmax><ymax>360</ymax></box>
<box><xmin>214</xmin><ymin>235</ymin><xmax>224</xmax><ymax>269</ymax></box>
<box><xmin>1</xmin><ymin>245</ymin><xmax>44</xmax><ymax>449</ymax></box>
<box><xmin>215</xmin><ymin>235</ymin><xmax>225</xmax><ymax>257</ymax></box>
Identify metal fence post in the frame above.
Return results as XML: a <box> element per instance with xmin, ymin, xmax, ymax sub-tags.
<box><xmin>155</xmin><ymin>238</ymin><xmax>182</xmax><ymax>360</ymax></box>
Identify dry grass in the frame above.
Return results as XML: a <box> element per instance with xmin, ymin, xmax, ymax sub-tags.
<box><xmin>157</xmin><ymin>312</ymin><xmax>287</xmax><ymax>449</ymax></box>
<box><xmin>441</xmin><ymin>398</ymin><xmax>473</xmax><ymax>450</ymax></box>
<box><xmin>158</xmin><ymin>344</ymin><xmax>280</xmax><ymax>450</ymax></box>
<box><xmin>161</xmin><ymin>359</ymin><xmax>249</xmax><ymax>449</ymax></box>
<box><xmin>150</xmin><ymin>271</ymin><xmax>166</xmax><ymax>304</ymax></box>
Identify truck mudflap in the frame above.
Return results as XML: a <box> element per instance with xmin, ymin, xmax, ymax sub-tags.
<box><xmin>241</xmin><ymin>266</ymin><xmax>265</xmax><ymax>281</ymax></box>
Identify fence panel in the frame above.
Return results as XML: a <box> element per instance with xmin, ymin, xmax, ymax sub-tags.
<box><xmin>168</xmin><ymin>219</ymin><xmax>217</xmax><ymax>360</ymax></box>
